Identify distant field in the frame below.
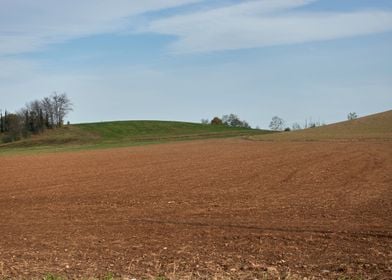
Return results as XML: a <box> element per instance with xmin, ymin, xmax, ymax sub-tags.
<box><xmin>0</xmin><ymin>120</ymin><xmax>272</xmax><ymax>155</ymax></box>
<box><xmin>3</xmin><ymin>110</ymin><xmax>390</xmax><ymax>155</ymax></box>
<box><xmin>252</xmin><ymin>110</ymin><xmax>392</xmax><ymax>141</ymax></box>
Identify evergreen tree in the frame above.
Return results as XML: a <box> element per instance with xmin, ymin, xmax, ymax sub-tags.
<box><xmin>0</xmin><ymin>111</ymin><xmax>4</xmax><ymax>133</ymax></box>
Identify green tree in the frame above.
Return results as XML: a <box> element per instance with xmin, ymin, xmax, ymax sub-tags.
<box><xmin>347</xmin><ymin>112</ymin><xmax>358</xmax><ymax>120</ymax></box>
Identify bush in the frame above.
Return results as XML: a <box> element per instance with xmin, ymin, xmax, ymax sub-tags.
<box><xmin>347</xmin><ymin>112</ymin><xmax>358</xmax><ymax>120</ymax></box>
<box><xmin>211</xmin><ymin>117</ymin><xmax>223</xmax><ymax>125</ymax></box>
<box><xmin>2</xmin><ymin>133</ymin><xmax>21</xmax><ymax>143</ymax></box>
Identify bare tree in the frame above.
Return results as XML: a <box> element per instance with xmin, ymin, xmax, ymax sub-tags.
<box><xmin>222</xmin><ymin>114</ymin><xmax>251</xmax><ymax>128</ymax></box>
<box><xmin>24</xmin><ymin>99</ymin><xmax>46</xmax><ymax>133</ymax></box>
<box><xmin>291</xmin><ymin>122</ymin><xmax>302</xmax><ymax>131</ymax></box>
<box><xmin>269</xmin><ymin>116</ymin><xmax>285</xmax><ymax>131</ymax></box>
<box><xmin>41</xmin><ymin>96</ymin><xmax>55</xmax><ymax>128</ymax></box>
<box><xmin>51</xmin><ymin>92</ymin><xmax>73</xmax><ymax>127</ymax></box>
<box><xmin>26</xmin><ymin>100</ymin><xmax>41</xmax><ymax>114</ymax></box>
<box><xmin>1</xmin><ymin>93</ymin><xmax>73</xmax><ymax>143</ymax></box>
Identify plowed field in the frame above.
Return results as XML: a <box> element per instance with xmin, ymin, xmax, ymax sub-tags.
<box><xmin>1</xmin><ymin>139</ymin><xmax>391</xmax><ymax>279</ymax></box>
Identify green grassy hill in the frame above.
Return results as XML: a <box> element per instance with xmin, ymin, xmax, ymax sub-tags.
<box><xmin>0</xmin><ymin>120</ymin><xmax>272</xmax><ymax>154</ymax></box>
<box><xmin>252</xmin><ymin>110</ymin><xmax>392</xmax><ymax>141</ymax></box>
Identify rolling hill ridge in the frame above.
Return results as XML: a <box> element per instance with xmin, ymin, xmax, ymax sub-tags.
<box><xmin>0</xmin><ymin>120</ymin><xmax>271</xmax><ymax>154</ymax></box>
<box><xmin>254</xmin><ymin>110</ymin><xmax>392</xmax><ymax>141</ymax></box>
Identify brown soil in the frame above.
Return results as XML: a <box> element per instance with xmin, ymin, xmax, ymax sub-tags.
<box><xmin>0</xmin><ymin>139</ymin><xmax>391</xmax><ymax>279</ymax></box>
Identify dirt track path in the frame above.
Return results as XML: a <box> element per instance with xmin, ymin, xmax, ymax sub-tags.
<box><xmin>0</xmin><ymin>139</ymin><xmax>391</xmax><ymax>279</ymax></box>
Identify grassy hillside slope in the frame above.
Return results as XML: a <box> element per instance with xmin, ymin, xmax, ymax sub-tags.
<box><xmin>0</xmin><ymin>120</ymin><xmax>272</xmax><ymax>154</ymax></box>
<box><xmin>253</xmin><ymin>110</ymin><xmax>392</xmax><ymax>141</ymax></box>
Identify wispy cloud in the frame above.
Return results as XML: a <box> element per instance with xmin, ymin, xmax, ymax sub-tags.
<box><xmin>1</xmin><ymin>0</ymin><xmax>392</xmax><ymax>56</ymax></box>
<box><xmin>0</xmin><ymin>0</ymin><xmax>201</xmax><ymax>55</ymax></box>
<box><xmin>145</xmin><ymin>0</ymin><xmax>392</xmax><ymax>53</ymax></box>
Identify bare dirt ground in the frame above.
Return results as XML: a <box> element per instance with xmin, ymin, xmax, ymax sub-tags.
<box><xmin>0</xmin><ymin>139</ymin><xmax>391</xmax><ymax>279</ymax></box>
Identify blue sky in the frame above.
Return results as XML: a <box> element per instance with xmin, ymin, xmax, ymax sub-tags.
<box><xmin>0</xmin><ymin>0</ymin><xmax>391</xmax><ymax>128</ymax></box>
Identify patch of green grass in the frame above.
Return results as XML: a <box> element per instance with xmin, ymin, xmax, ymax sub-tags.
<box><xmin>155</xmin><ymin>276</ymin><xmax>168</xmax><ymax>280</ymax></box>
<box><xmin>0</xmin><ymin>120</ymin><xmax>272</xmax><ymax>155</ymax></box>
<box><xmin>41</xmin><ymin>272</ymin><xmax>118</xmax><ymax>280</ymax></box>
<box><xmin>42</xmin><ymin>274</ymin><xmax>65</xmax><ymax>280</ymax></box>
<box><xmin>337</xmin><ymin>277</ymin><xmax>364</xmax><ymax>280</ymax></box>
<box><xmin>102</xmin><ymin>272</ymin><xmax>116</xmax><ymax>280</ymax></box>
<box><xmin>76</xmin><ymin>120</ymin><xmax>268</xmax><ymax>141</ymax></box>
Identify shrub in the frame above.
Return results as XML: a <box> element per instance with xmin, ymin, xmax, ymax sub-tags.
<box><xmin>2</xmin><ymin>133</ymin><xmax>21</xmax><ymax>143</ymax></box>
<box><xmin>211</xmin><ymin>117</ymin><xmax>223</xmax><ymax>125</ymax></box>
<box><xmin>347</xmin><ymin>112</ymin><xmax>358</xmax><ymax>120</ymax></box>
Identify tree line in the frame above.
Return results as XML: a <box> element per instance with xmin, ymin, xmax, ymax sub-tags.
<box><xmin>202</xmin><ymin>112</ymin><xmax>358</xmax><ymax>132</ymax></box>
<box><xmin>201</xmin><ymin>114</ymin><xmax>251</xmax><ymax>128</ymax></box>
<box><xmin>269</xmin><ymin>112</ymin><xmax>358</xmax><ymax>132</ymax></box>
<box><xmin>0</xmin><ymin>93</ymin><xmax>73</xmax><ymax>143</ymax></box>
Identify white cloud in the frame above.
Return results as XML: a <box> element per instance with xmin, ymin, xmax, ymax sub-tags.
<box><xmin>2</xmin><ymin>0</ymin><xmax>392</xmax><ymax>55</ymax></box>
<box><xmin>145</xmin><ymin>0</ymin><xmax>392</xmax><ymax>53</ymax></box>
<box><xmin>0</xmin><ymin>0</ymin><xmax>201</xmax><ymax>55</ymax></box>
